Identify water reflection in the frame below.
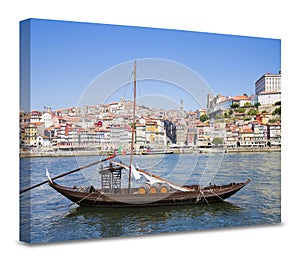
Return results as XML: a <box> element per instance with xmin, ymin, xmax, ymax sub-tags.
<box><xmin>64</xmin><ymin>201</ymin><xmax>244</xmax><ymax>238</ymax></box>
<box><xmin>20</xmin><ymin>152</ymin><xmax>281</xmax><ymax>243</ymax></box>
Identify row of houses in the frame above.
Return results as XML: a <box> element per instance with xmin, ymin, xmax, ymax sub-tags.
<box><xmin>20</xmin><ymin>114</ymin><xmax>168</xmax><ymax>150</ymax></box>
<box><xmin>20</xmin><ymin>112</ymin><xmax>281</xmax><ymax>150</ymax></box>
<box><xmin>20</xmin><ymin>98</ymin><xmax>188</xmax><ymax>150</ymax></box>
<box><xmin>187</xmin><ymin>121</ymin><xmax>281</xmax><ymax>148</ymax></box>
<box><xmin>20</xmin><ymin>87</ymin><xmax>281</xmax><ymax>150</ymax></box>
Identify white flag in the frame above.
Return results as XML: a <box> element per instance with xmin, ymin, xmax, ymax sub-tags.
<box><xmin>131</xmin><ymin>164</ymin><xmax>141</xmax><ymax>180</ymax></box>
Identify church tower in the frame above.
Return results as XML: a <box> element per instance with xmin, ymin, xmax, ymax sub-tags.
<box><xmin>180</xmin><ymin>99</ymin><xmax>184</xmax><ymax>113</ymax></box>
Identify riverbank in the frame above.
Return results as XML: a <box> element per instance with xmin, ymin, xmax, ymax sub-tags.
<box><xmin>226</xmin><ymin>147</ymin><xmax>281</xmax><ymax>153</ymax></box>
<box><xmin>20</xmin><ymin>146</ymin><xmax>281</xmax><ymax>158</ymax></box>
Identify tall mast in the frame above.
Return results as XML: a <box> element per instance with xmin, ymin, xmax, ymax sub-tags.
<box><xmin>128</xmin><ymin>60</ymin><xmax>137</xmax><ymax>193</ymax></box>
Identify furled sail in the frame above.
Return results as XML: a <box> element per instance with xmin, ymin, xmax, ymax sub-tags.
<box><xmin>109</xmin><ymin>160</ymin><xmax>192</xmax><ymax>192</ymax></box>
<box><xmin>130</xmin><ymin>164</ymin><xmax>141</xmax><ymax>180</ymax></box>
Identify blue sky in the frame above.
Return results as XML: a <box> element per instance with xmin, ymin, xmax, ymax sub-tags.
<box><xmin>22</xmin><ymin>18</ymin><xmax>281</xmax><ymax>111</ymax></box>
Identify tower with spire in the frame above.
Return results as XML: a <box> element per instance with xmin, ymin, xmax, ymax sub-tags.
<box><xmin>180</xmin><ymin>99</ymin><xmax>184</xmax><ymax>115</ymax></box>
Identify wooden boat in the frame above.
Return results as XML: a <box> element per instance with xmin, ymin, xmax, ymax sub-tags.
<box><xmin>48</xmin><ymin>164</ymin><xmax>251</xmax><ymax>208</ymax></box>
<box><xmin>40</xmin><ymin>61</ymin><xmax>251</xmax><ymax>208</ymax></box>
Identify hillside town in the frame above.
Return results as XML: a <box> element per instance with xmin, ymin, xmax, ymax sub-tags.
<box><xmin>19</xmin><ymin>72</ymin><xmax>281</xmax><ymax>155</ymax></box>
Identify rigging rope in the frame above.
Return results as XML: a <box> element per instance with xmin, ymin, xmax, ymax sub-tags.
<box><xmin>68</xmin><ymin>191</ymin><xmax>95</xmax><ymax>207</ymax></box>
<box><xmin>210</xmin><ymin>190</ymin><xmax>225</xmax><ymax>202</ymax></box>
<box><xmin>196</xmin><ymin>190</ymin><xmax>210</xmax><ymax>205</ymax></box>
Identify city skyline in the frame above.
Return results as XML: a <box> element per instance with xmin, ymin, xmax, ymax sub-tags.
<box><xmin>22</xmin><ymin>19</ymin><xmax>281</xmax><ymax>112</ymax></box>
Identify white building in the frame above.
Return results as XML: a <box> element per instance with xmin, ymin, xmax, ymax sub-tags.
<box><xmin>30</xmin><ymin>110</ymin><xmax>42</xmax><ymax>122</ymax></box>
<box><xmin>110</xmin><ymin>124</ymin><xmax>132</xmax><ymax>149</ymax></box>
<box><xmin>255</xmin><ymin>72</ymin><xmax>281</xmax><ymax>94</ymax></box>
<box><xmin>256</xmin><ymin>91</ymin><xmax>281</xmax><ymax>105</ymax></box>
<box><xmin>41</xmin><ymin>112</ymin><xmax>53</xmax><ymax>128</ymax></box>
<box><xmin>36</xmin><ymin>135</ymin><xmax>51</xmax><ymax>147</ymax></box>
<box><xmin>175</xmin><ymin>119</ymin><xmax>187</xmax><ymax>146</ymax></box>
<box><xmin>136</xmin><ymin>123</ymin><xmax>146</xmax><ymax>147</ymax></box>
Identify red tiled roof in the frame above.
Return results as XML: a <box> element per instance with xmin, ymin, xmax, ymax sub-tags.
<box><xmin>240</xmin><ymin>128</ymin><xmax>253</xmax><ymax>133</ymax></box>
<box><xmin>34</xmin><ymin>122</ymin><xmax>44</xmax><ymax>126</ymax></box>
<box><xmin>232</xmin><ymin>95</ymin><xmax>250</xmax><ymax>101</ymax></box>
<box><xmin>196</xmin><ymin>122</ymin><xmax>209</xmax><ymax>127</ymax></box>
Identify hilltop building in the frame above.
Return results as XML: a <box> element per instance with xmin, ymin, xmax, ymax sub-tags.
<box><xmin>254</xmin><ymin>72</ymin><xmax>281</xmax><ymax>106</ymax></box>
<box><xmin>206</xmin><ymin>94</ymin><xmax>253</xmax><ymax>115</ymax></box>
<box><xmin>255</xmin><ymin>72</ymin><xmax>281</xmax><ymax>94</ymax></box>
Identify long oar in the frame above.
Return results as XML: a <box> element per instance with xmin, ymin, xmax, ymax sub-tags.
<box><xmin>20</xmin><ymin>155</ymin><xmax>116</xmax><ymax>194</ymax></box>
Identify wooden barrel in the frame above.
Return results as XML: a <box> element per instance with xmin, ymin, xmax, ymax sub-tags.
<box><xmin>159</xmin><ymin>184</ymin><xmax>170</xmax><ymax>193</ymax></box>
<box><xmin>138</xmin><ymin>184</ymin><xmax>149</xmax><ymax>194</ymax></box>
<box><xmin>149</xmin><ymin>184</ymin><xmax>160</xmax><ymax>194</ymax></box>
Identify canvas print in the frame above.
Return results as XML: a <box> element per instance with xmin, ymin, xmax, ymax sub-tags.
<box><xmin>20</xmin><ymin>19</ymin><xmax>281</xmax><ymax>244</ymax></box>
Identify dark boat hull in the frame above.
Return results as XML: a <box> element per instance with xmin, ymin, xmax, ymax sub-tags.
<box><xmin>141</xmin><ymin>151</ymin><xmax>174</xmax><ymax>155</ymax></box>
<box><xmin>49</xmin><ymin>179</ymin><xmax>250</xmax><ymax>208</ymax></box>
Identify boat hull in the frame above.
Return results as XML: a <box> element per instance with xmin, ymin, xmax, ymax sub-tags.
<box><xmin>141</xmin><ymin>151</ymin><xmax>174</xmax><ymax>155</ymax></box>
<box><xmin>49</xmin><ymin>179</ymin><xmax>250</xmax><ymax>208</ymax></box>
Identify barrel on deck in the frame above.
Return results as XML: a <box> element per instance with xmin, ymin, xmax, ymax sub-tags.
<box><xmin>149</xmin><ymin>184</ymin><xmax>160</xmax><ymax>194</ymax></box>
<box><xmin>138</xmin><ymin>184</ymin><xmax>150</xmax><ymax>194</ymax></box>
<box><xmin>159</xmin><ymin>184</ymin><xmax>170</xmax><ymax>193</ymax></box>
<box><xmin>138</xmin><ymin>183</ymin><xmax>170</xmax><ymax>194</ymax></box>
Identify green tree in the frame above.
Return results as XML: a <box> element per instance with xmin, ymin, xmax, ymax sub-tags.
<box><xmin>269</xmin><ymin>118</ymin><xmax>281</xmax><ymax>123</ymax></box>
<box><xmin>212</xmin><ymin>137</ymin><xmax>224</xmax><ymax>145</ymax></box>
<box><xmin>237</xmin><ymin>108</ymin><xmax>246</xmax><ymax>113</ymax></box>
<box><xmin>244</xmin><ymin>102</ymin><xmax>252</xmax><ymax>107</ymax></box>
<box><xmin>274</xmin><ymin>101</ymin><xmax>281</xmax><ymax>106</ymax></box>
<box><xmin>254</xmin><ymin>102</ymin><xmax>261</xmax><ymax>108</ymax></box>
<box><xmin>231</xmin><ymin>103</ymin><xmax>239</xmax><ymax>109</ymax></box>
<box><xmin>200</xmin><ymin>114</ymin><xmax>208</xmax><ymax>122</ymax></box>
<box><xmin>272</xmin><ymin>107</ymin><xmax>281</xmax><ymax>115</ymax></box>
<box><xmin>248</xmin><ymin>108</ymin><xmax>258</xmax><ymax>116</ymax></box>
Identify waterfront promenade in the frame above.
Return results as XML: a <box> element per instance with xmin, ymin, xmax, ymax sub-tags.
<box><xmin>20</xmin><ymin>146</ymin><xmax>281</xmax><ymax>158</ymax></box>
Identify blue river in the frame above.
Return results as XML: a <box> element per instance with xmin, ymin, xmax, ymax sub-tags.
<box><xmin>20</xmin><ymin>152</ymin><xmax>281</xmax><ymax>244</ymax></box>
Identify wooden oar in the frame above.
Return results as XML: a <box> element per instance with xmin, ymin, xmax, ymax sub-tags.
<box><xmin>20</xmin><ymin>155</ymin><xmax>116</xmax><ymax>194</ymax></box>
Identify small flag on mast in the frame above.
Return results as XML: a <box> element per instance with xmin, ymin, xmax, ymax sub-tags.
<box><xmin>117</xmin><ymin>145</ymin><xmax>126</xmax><ymax>155</ymax></box>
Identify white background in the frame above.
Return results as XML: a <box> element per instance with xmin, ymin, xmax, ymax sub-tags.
<box><xmin>0</xmin><ymin>0</ymin><xmax>299</xmax><ymax>261</ymax></box>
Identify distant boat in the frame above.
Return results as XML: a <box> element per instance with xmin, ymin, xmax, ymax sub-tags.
<box><xmin>42</xmin><ymin>61</ymin><xmax>251</xmax><ymax>208</ymax></box>
<box><xmin>141</xmin><ymin>148</ymin><xmax>174</xmax><ymax>155</ymax></box>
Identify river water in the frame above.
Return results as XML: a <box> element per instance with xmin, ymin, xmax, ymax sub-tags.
<box><xmin>20</xmin><ymin>152</ymin><xmax>281</xmax><ymax>244</ymax></box>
